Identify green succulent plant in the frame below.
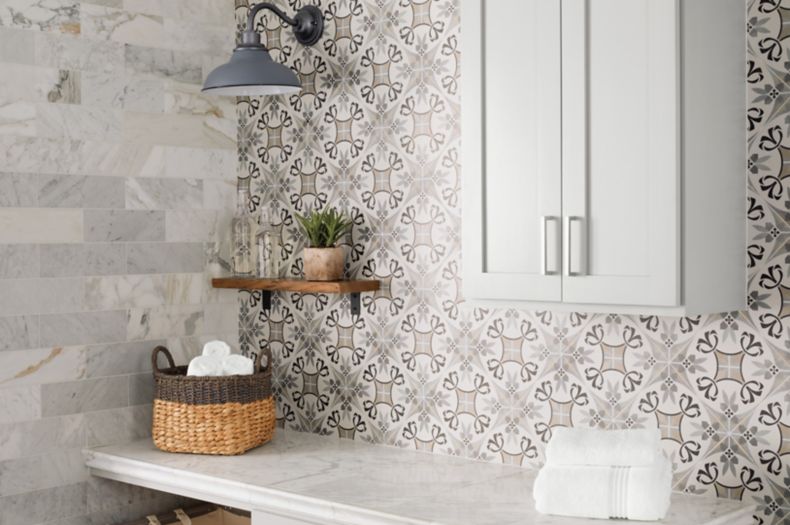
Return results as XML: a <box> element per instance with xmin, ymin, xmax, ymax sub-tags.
<box><xmin>294</xmin><ymin>208</ymin><xmax>352</xmax><ymax>248</ymax></box>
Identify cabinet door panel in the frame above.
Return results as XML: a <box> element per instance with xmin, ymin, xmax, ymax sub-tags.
<box><xmin>561</xmin><ymin>0</ymin><xmax>680</xmax><ymax>306</ymax></box>
<box><xmin>462</xmin><ymin>0</ymin><xmax>562</xmax><ymax>302</ymax></box>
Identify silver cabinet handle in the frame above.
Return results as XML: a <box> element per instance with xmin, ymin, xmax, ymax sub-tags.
<box><xmin>566</xmin><ymin>216</ymin><xmax>586</xmax><ymax>276</ymax></box>
<box><xmin>541</xmin><ymin>216</ymin><xmax>560</xmax><ymax>276</ymax></box>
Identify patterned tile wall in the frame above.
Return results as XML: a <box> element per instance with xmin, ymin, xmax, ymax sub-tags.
<box><xmin>239</xmin><ymin>0</ymin><xmax>789</xmax><ymax>522</ymax></box>
<box><xmin>0</xmin><ymin>1</ymin><xmax>238</xmax><ymax>523</ymax></box>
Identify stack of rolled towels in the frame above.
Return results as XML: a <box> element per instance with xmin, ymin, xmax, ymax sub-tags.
<box><xmin>186</xmin><ymin>341</ymin><xmax>255</xmax><ymax>377</ymax></box>
<box><xmin>533</xmin><ymin>427</ymin><xmax>671</xmax><ymax>521</ymax></box>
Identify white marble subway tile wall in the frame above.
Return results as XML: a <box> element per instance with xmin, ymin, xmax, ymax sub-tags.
<box><xmin>0</xmin><ymin>1</ymin><xmax>238</xmax><ymax>523</ymax></box>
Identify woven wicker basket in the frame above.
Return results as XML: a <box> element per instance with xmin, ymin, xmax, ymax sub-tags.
<box><xmin>151</xmin><ymin>346</ymin><xmax>275</xmax><ymax>455</ymax></box>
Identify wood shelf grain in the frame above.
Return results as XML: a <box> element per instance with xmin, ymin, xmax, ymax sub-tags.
<box><xmin>211</xmin><ymin>278</ymin><xmax>380</xmax><ymax>294</ymax></box>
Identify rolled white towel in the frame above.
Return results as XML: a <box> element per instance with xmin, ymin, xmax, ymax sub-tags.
<box><xmin>545</xmin><ymin>427</ymin><xmax>661</xmax><ymax>467</ymax></box>
<box><xmin>221</xmin><ymin>354</ymin><xmax>254</xmax><ymax>376</ymax></box>
<box><xmin>202</xmin><ymin>340</ymin><xmax>232</xmax><ymax>359</ymax></box>
<box><xmin>533</xmin><ymin>453</ymin><xmax>672</xmax><ymax>521</ymax></box>
<box><xmin>186</xmin><ymin>355</ymin><xmax>224</xmax><ymax>377</ymax></box>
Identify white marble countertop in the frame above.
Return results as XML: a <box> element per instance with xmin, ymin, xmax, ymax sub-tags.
<box><xmin>85</xmin><ymin>431</ymin><xmax>754</xmax><ymax>525</ymax></box>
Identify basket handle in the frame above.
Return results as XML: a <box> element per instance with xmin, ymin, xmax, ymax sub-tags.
<box><xmin>151</xmin><ymin>346</ymin><xmax>176</xmax><ymax>373</ymax></box>
<box><xmin>256</xmin><ymin>346</ymin><xmax>273</xmax><ymax>376</ymax></box>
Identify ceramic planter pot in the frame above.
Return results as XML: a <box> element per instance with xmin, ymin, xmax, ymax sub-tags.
<box><xmin>303</xmin><ymin>247</ymin><xmax>344</xmax><ymax>281</ymax></box>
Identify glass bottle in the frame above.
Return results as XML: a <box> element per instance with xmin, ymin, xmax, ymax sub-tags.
<box><xmin>256</xmin><ymin>207</ymin><xmax>281</xmax><ymax>278</ymax></box>
<box><xmin>231</xmin><ymin>178</ymin><xmax>256</xmax><ymax>276</ymax></box>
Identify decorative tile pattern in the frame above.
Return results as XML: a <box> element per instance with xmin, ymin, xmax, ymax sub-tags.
<box><xmin>240</xmin><ymin>0</ymin><xmax>790</xmax><ymax>523</ymax></box>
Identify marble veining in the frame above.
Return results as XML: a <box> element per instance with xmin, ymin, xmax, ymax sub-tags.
<box><xmin>0</xmin><ymin>0</ymin><xmax>80</xmax><ymax>34</ymax></box>
<box><xmin>81</xmin><ymin>3</ymin><xmax>165</xmax><ymax>47</ymax></box>
<box><xmin>0</xmin><ymin>0</ymin><xmax>236</xmax><ymax>520</ymax></box>
<box><xmin>86</xmin><ymin>432</ymin><xmax>754</xmax><ymax>525</ymax></box>
<box><xmin>125</xmin><ymin>177</ymin><xmax>203</xmax><ymax>210</ymax></box>
<box><xmin>84</xmin><ymin>273</ymin><xmax>203</xmax><ymax>310</ymax></box>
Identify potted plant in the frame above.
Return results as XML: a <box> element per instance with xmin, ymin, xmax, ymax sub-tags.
<box><xmin>295</xmin><ymin>208</ymin><xmax>352</xmax><ymax>281</ymax></box>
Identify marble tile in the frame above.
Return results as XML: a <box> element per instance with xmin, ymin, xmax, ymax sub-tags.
<box><xmin>38</xmin><ymin>174</ymin><xmax>125</xmax><ymax>208</ymax></box>
<box><xmin>0</xmin><ymin>244</ymin><xmax>39</xmax><ymax>277</ymax></box>
<box><xmin>0</xmin><ymin>315</ymin><xmax>39</xmax><ymax>350</ymax></box>
<box><xmin>83</xmin><ymin>0</ymin><xmax>122</xmax><ymax>7</ymax></box>
<box><xmin>41</xmin><ymin>376</ymin><xmax>129</xmax><ymax>416</ymax></box>
<box><xmin>161</xmin><ymin>0</ymin><xmax>233</xmax><ymax>26</ymax></box>
<box><xmin>164</xmin><ymin>145</ymin><xmax>235</xmax><ymax>179</ymax></box>
<box><xmin>0</xmin><ymin>208</ymin><xmax>82</xmax><ymax>243</ymax></box>
<box><xmin>0</xmin><ymin>100</ymin><xmax>37</xmax><ymax>136</ymax></box>
<box><xmin>0</xmin><ymin>345</ymin><xmax>86</xmax><ymax>386</ymax></box>
<box><xmin>45</xmin><ymin>517</ymin><xmax>93</xmax><ymax>525</ymax></box>
<box><xmin>124</xmin><ymin>111</ymin><xmax>235</xmax><ymax>149</ymax></box>
<box><xmin>0</xmin><ymin>135</ymin><xmax>82</xmax><ymax>175</ymax></box>
<box><xmin>126</xmin><ymin>304</ymin><xmax>203</xmax><ymax>340</ymax></box>
<box><xmin>203</xmin><ymin>302</ymin><xmax>239</xmax><ymax>334</ymax></box>
<box><xmin>125</xmin><ymin>177</ymin><xmax>203</xmax><ymax>210</ymax></box>
<box><xmin>126</xmin><ymin>242</ymin><xmax>204</xmax><ymax>274</ymax></box>
<box><xmin>163</xmin><ymin>80</ymin><xmax>234</xmax><ymax>118</ymax></box>
<box><xmin>128</xmin><ymin>372</ymin><xmax>152</xmax><ymax>405</ymax></box>
<box><xmin>0</xmin><ymin>449</ymin><xmax>87</xmax><ymax>497</ymax></box>
<box><xmin>84</xmin><ymin>273</ymin><xmax>203</xmax><ymax>310</ymax></box>
<box><xmin>80</xmin><ymin>140</ymin><xmax>155</xmax><ymax>177</ymax></box>
<box><xmin>84</xmin><ymin>339</ymin><xmax>163</xmax><ymax>377</ymax></box>
<box><xmin>0</xmin><ymin>483</ymin><xmax>87</xmax><ymax>525</ymax></box>
<box><xmin>83</xmin><ymin>404</ymin><xmax>151</xmax><ymax>447</ymax></box>
<box><xmin>0</xmin><ymin>0</ymin><xmax>80</xmax><ymax>34</ymax></box>
<box><xmin>203</xmin><ymin>178</ymin><xmax>235</xmax><ymax>210</ymax></box>
<box><xmin>122</xmin><ymin>74</ymin><xmax>166</xmax><ymax>112</ymax></box>
<box><xmin>78</xmin><ymin>70</ymin><xmax>125</xmax><ymax>109</ymax></box>
<box><xmin>165</xmin><ymin>210</ymin><xmax>224</xmax><ymax>242</ymax></box>
<box><xmin>121</xmin><ymin>0</ymin><xmax>160</xmax><ymax>16</ymax></box>
<box><xmin>84</xmin><ymin>209</ymin><xmax>164</xmax><ymax>242</ymax></box>
<box><xmin>0</xmin><ymin>173</ymin><xmax>39</xmax><ymax>206</ymax></box>
<box><xmin>36</xmin><ymin>103</ymin><xmax>122</xmax><ymax>142</ymax></box>
<box><xmin>0</xmin><ymin>414</ymin><xmax>84</xmax><ymax>461</ymax></box>
<box><xmin>40</xmin><ymin>243</ymin><xmax>125</xmax><ymax>277</ymax></box>
<box><xmin>82</xmin><ymin>71</ymin><xmax>165</xmax><ymax>112</ymax></box>
<box><xmin>0</xmin><ymin>278</ymin><xmax>83</xmax><ymax>316</ymax></box>
<box><xmin>0</xmin><ymin>64</ymin><xmax>78</xmax><ymax>105</ymax></box>
<box><xmin>35</xmin><ymin>32</ymin><xmax>125</xmax><ymax>74</ymax></box>
<box><xmin>0</xmin><ymin>27</ymin><xmax>35</xmax><ymax>64</ymax></box>
<box><xmin>40</xmin><ymin>310</ymin><xmax>127</xmax><ymax>346</ymax></box>
<box><xmin>124</xmin><ymin>44</ymin><xmax>202</xmax><ymax>84</ymax></box>
<box><xmin>163</xmin><ymin>18</ymin><xmax>232</xmax><ymax>53</ymax></box>
<box><xmin>80</xmin><ymin>3</ymin><xmax>164</xmax><ymax>47</ymax></box>
<box><xmin>0</xmin><ymin>384</ymin><xmax>41</xmax><ymax>424</ymax></box>
<box><xmin>46</xmin><ymin>69</ymin><xmax>80</xmax><ymax>103</ymax></box>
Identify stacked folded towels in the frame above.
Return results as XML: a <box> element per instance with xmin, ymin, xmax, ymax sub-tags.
<box><xmin>186</xmin><ymin>340</ymin><xmax>255</xmax><ymax>377</ymax></box>
<box><xmin>533</xmin><ymin>427</ymin><xmax>671</xmax><ymax>521</ymax></box>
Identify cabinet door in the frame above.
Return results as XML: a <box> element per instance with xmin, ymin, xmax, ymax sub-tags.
<box><xmin>561</xmin><ymin>0</ymin><xmax>680</xmax><ymax>306</ymax></box>
<box><xmin>462</xmin><ymin>0</ymin><xmax>563</xmax><ymax>302</ymax></box>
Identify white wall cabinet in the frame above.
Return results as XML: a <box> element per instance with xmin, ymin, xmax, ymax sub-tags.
<box><xmin>462</xmin><ymin>0</ymin><xmax>747</xmax><ymax>316</ymax></box>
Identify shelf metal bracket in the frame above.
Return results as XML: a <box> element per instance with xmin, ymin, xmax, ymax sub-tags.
<box><xmin>260</xmin><ymin>290</ymin><xmax>272</xmax><ymax>312</ymax></box>
<box><xmin>349</xmin><ymin>293</ymin><xmax>361</xmax><ymax>317</ymax></box>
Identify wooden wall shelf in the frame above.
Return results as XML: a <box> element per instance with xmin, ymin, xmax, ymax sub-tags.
<box><xmin>211</xmin><ymin>278</ymin><xmax>380</xmax><ymax>315</ymax></box>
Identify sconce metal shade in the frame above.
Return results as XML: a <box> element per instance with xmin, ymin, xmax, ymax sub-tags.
<box><xmin>202</xmin><ymin>45</ymin><xmax>301</xmax><ymax>96</ymax></box>
<box><xmin>201</xmin><ymin>4</ymin><xmax>324</xmax><ymax>97</ymax></box>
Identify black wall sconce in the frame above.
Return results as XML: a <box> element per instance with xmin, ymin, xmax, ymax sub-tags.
<box><xmin>202</xmin><ymin>3</ymin><xmax>324</xmax><ymax>96</ymax></box>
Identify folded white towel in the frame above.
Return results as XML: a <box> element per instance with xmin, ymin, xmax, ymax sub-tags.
<box><xmin>533</xmin><ymin>454</ymin><xmax>672</xmax><ymax>521</ymax></box>
<box><xmin>221</xmin><ymin>354</ymin><xmax>254</xmax><ymax>376</ymax></box>
<box><xmin>545</xmin><ymin>427</ymin><xmax>661</xmax><ymax>467</ymax></box>
<box><xmin>202</xmin><ymin>340</ymin><xmax>232</xmax><ymax>359</ymax></box>
<box><xmin>186</xmin><ymin>355</ymin><xmax>224</xmax><ymax>377</ymax></box>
